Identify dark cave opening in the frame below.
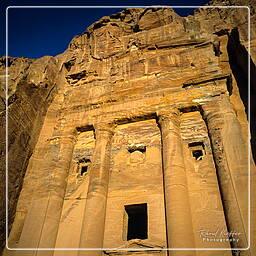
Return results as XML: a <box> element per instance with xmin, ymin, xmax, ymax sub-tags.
<box><xmin>227</xmin><ymin>27</ymin><xmax>256</xmax><ymax>162</ymax></box>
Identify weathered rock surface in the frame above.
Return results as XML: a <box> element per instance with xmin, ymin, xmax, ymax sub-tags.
<box><xmin>0</xmin><ymin>0</ymin><xmax>255</xmax><ymax>255</ymax></box>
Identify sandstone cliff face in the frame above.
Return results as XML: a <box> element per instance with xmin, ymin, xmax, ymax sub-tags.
<box><xmin>0</xmin><ymin>0</ymin><xmax>255</xmax><ymax>255</ymax></box>
<box><xmin>0</xmin><ymin>56</ymin><xmax>60</xmax><ymax>252</ymax></box>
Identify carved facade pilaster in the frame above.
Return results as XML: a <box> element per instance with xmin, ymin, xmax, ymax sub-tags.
<box><xmin>201</xmin><ymin>95</ymin><xmax>249</xmax><ymax>252</ymax></box>
<box><xmin>157</xmin><ymin>109</ymin><xmax>195</xmax><ymax>256</ymax></box>
<box><xmin>16</xmin><ymin>131</ymin><xmax>76</xmax><ymax>256</ymax></box>
<box><xmin>78</xmin><ymin>122</ymin><xmax>116</xmax><ymax>256</ymax></box>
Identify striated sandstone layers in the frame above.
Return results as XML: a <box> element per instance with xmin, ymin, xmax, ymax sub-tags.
<box><xmin>0</xmin><ymin>1</ymin><xmax>256</xmax><ymax>256</ymax></box>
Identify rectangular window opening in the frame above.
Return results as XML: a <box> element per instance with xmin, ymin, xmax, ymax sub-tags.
<box><xmin>192</xmin><ymin>149</ymin><xmax>203</xmax><ymax>160</ymax></box>
<box><xmin>78</xmin><ymin>158</ymin><xmax>91</xmax><ymax>176</ymax></box>
<box><xmin>124</xmin><ymin>203</ymin><xmax>148</xmax><ymax>240</ymax></box>
<box><xmin>189</xmin><ymin>141</ymin><xmax>205</xmax><ymax>161</ymax></box>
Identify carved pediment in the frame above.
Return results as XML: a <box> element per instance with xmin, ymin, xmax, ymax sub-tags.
<box><xmin>104</xmin><ymin>239</ymin><xmax>165</xmax><ymax>255</ymax></box>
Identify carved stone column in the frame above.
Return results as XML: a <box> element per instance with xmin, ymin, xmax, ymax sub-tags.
<box><xmin>16</xmin><ymin>130</ymin><xmax>76</xmax><ymax>256</ymax></box>
<box><xmin>201</xmin><ymin>95</ymin><xmax>249</xmax><ymax>252</ymax></box>
<box><xmin>78</xmin><ymin>122</ymin><xmax>115</xmax><ymax>256</ymax></box>
<box><xmin>157</xmin><ymin>109</ymin><xmax>195</xmax><ymax>256</ymax></box>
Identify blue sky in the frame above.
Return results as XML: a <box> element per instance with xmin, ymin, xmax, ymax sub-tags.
<box><xmin>0</xmin><ymin>0</ymin><xmax>210</xmax><ymax>59</ymax></box>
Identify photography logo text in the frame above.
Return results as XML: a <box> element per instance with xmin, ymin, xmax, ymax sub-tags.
<box><xmin>197</xmin><ymin>228</ymin><xmax>242</xmax><ymax>243</ymax></box>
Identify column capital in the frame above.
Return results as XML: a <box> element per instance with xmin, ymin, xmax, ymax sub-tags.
<box><xmin>157</xmin><ymin>108</ymin><xmax>180</xmax><ymax>132</ymax></box>
<box><xmin>61</xmin><ymin>134</ymin><xmax>77</xmax><ymax>143</ymax></box>
<box><xmin>94</xmin><ymin>122</ymin><xmax>116</xmax><ymax>137</ymax></box>
<box><xmin>201</xmin><ymin>95</ymin><xmax>236</xmax><ymax>122</ymax></box>
<box><xmin>157</xmin><ymin>108</ymin><xmax>180</xmax><ymax>121</ymax></box>
<box><xmin>47</xmin><ymin>132</ymin><xmax>76</xmax><ymax>146</ymax></box>
<box><xmin>58</xmin><ymin>128</ymin><xmax>77</xmax><ymax>144</ymax></box>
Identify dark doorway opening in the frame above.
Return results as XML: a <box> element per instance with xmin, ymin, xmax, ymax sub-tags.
<box><xmin>125</xmin><ymin>203</ymin><xmax>148</xmax><ymax>240</ymax></box>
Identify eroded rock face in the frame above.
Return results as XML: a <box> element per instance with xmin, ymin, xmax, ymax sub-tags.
<box><xmin>0</xmin><ymin>1</ymin><xmax>255</xmax><ymax>255</ymax></box>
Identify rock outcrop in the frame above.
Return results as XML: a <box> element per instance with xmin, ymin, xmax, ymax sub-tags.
<box><xmin>0</xmin><ymin>0</ymin><xmax>255</xmax><ymax>255</ymax></box>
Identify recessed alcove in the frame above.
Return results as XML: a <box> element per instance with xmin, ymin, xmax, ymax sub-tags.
<box><xmin>127</xmin><ymin>145</ymin><xmax>146</xmax><ymax>153</ymax></box>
